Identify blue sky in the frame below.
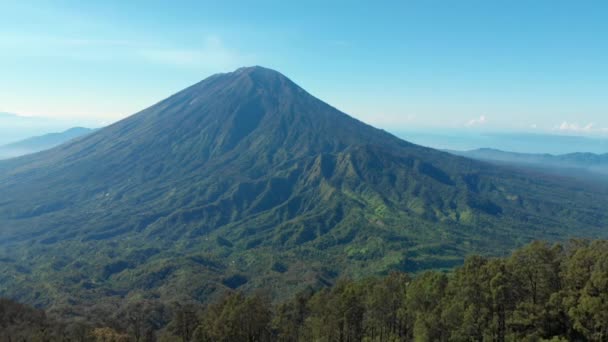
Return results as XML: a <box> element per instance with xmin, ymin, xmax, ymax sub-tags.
<box><xmin>1</xmin><ymin>0</ymin><xmax>608</xmax><ymax>135</ymax></box>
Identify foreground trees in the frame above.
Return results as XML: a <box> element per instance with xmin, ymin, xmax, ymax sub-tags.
<box><xmin>2</xmin><ymin>239</ymin><xmax>607</xmax><ymax>341</ymax></box>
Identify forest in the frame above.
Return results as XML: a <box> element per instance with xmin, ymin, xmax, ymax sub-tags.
<box><xmin>2</xmin><ymin>239</ymin><xmax>607</xmax><ymax>342</ymax></box>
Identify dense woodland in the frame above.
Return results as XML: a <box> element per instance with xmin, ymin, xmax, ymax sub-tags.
<box><xmin>2</xmin><ymin>239</ymin><xmax>607</xmax><ymax>341</ymax></box>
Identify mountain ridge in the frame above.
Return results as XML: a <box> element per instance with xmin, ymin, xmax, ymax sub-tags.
<box><xmin>448</xmin><ymin>148</ymin><xmax>608</xmax><ymax>178</ymax></box>
<box><xmin>0</xmin><ymin>127</ymin><xmax>94</xmax><ymax>160</ymax></box>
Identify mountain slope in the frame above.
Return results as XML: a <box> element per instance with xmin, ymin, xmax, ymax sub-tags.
<box><xmin>0</xmin><ymin>127</ymin><xmax>94</xmax><ymax>159</ymax></box>
<box><xmin>1</xmin><ymin>66</ymin><xmax>607</xmax><ymax>307</ymax></box>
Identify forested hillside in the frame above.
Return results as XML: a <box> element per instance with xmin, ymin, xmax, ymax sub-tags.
<box><xmin>3</xmin><ymin>240</ymin><xmax>607</xmax><ymax>341</ymax></box>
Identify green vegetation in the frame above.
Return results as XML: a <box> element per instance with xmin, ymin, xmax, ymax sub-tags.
<box><xmin>1</xmin><ymin>66</ymin><xmax>608</xmax><ymax>308</ymax></box>
<box><xmin>3</xmin><ymin>240</ymin><xmax>608</xmax><ymax>341</ymax></box>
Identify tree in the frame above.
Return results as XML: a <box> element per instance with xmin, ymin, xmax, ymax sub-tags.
<box><xmin>489</xmin><ymin>261</ymin><xmax>511</xmax><ymax>342</ymax></box>
<box><xmin>170</xmin><ymin>302</ymin><xmax>200</xmax><ymax>342</ymax></box>
<box><xmin>114</xmin><ymin>300</ymin><xmax>169</xmax><ymax>342</ymax></box>
<box><xmin>365</xmin><ymin>272</ymin><xmax>410</xmax><ymax>340</ymax></box>
<box><xmin>406</xmin><ymin>271</ymin><xmax>448</xmax><ymax>341</ymax></box>
<box><xmin>198</xmin><ymin>291</ymin><xmax>272</xmax><ymax>342</ymax></box>
<box><xmin>272</xmin><ymin>288</ymin><xmax>313</xmax><ymax>341</ymax></box>
<box><xmin>508</xmin><ymin>241</ymin><xmax>563</xmax><ymax>340</ymax></box>
<box><xmin>565</xmin><ymin>241</ymin><xmax>608</xmax><ymax>340</ymax></box>
<box><xmin>444</xmin><ymin>255</ymin><xmax>496</xmax><ymax>341</ymax></box>
<box><xmin>92</xmin><ymin>327</ymin><xmax>131</xmax><ymax>342</ymax></box>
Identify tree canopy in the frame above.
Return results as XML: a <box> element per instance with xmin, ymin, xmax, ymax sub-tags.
<box><xmin>2</xmin><ymin>239</ymin><xmax>607</xmax><ymax>341</ymax></box>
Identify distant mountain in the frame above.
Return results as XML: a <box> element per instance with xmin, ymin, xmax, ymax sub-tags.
<box><xmin>450</xmin><ymin>148</ymin><xmax>608</xmax><ymax>178</ymax></box>
<box><xmin>395</xmin><ymin>131</ymin><xmax>608</xmax><ymax>155</ymax></box>
<box><xmin>1</xmin><ymin>66</ymin><xmax>608</xmax><ymax>307</ymax></box>
<box><xmin>0</xmin><ymin>127</ymin><xmax>94</xmax><ymax>159</ymax></box>
<box><xmin>0</xmin><ymin>112</ymin><xmax>76</xmax><ymax>145</ymax></box>
<box><xmin>0</xmin><ymin>112</ymin><xmax>102</xmax><ymax>145</ymax></box>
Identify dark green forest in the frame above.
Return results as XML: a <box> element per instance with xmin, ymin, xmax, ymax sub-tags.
<box><xmin>3</xmin><ymin>239</ymin><xmax>607</xmax><ymax>341</ymax></box>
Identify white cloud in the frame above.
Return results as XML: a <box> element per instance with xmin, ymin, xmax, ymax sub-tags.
<box><xmin>554</xmin><ymin>121</ymin><xmax>608</xmax><ymax>135</ymax></box>
<box><xmin>557</xmin><ymin>121</ymin><xmax>594</xmax><ymax>132</ymax></box>
<box><xmin>465</xmin><ymin>115</ymin><xmax>487</xmax><ymax>127</ymax></box>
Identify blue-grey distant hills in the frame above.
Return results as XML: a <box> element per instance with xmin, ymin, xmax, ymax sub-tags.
<box><xmin>448</xmin><ymin>148</ymin><xmax>608</xmax><ymax>179</ymax></box>
<box><xmin>396</xmin><ymin>131</ymin><xmax>608</xmax><ymax>155</ymax></box>
<box><xmin>0</xmin><ymin>112</ymin><xmax>68</xmax><ymax>145</ymax></box>
<box><xmin>0</xmin><ymin>127</ymin><xmax>94</xmax><ymax>159</ymax></box>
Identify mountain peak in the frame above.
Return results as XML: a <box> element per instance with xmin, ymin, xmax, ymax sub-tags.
<box><xmin>231</xmin><ymin>65</ymin><xmax>296</xmax><ymax>89</ymax></box>
<box><xmin>209</xmin><ymin>65</ymin><xmax>291</xmax><ymax>83</ymax></box>
<box><xmin>233</xmin><ymin>65</ymin><xmax>278</xmax><ymax>74</ymax></box>
<box><xmin>181</xmin><ymin>65</ymin><xmax>300</xmax><ymax>102</ymax></box>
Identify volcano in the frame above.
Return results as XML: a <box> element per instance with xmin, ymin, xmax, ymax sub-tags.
<box><xmin>1</xmin><ymin>66</ymin><xmax>607</xmax><ymax>306</ymax></box>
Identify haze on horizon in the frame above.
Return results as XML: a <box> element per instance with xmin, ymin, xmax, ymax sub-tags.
<box><xmin>1</xmin><ymin>1</ymin><xmax>608</xmax><ymax>137</ymax></box>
